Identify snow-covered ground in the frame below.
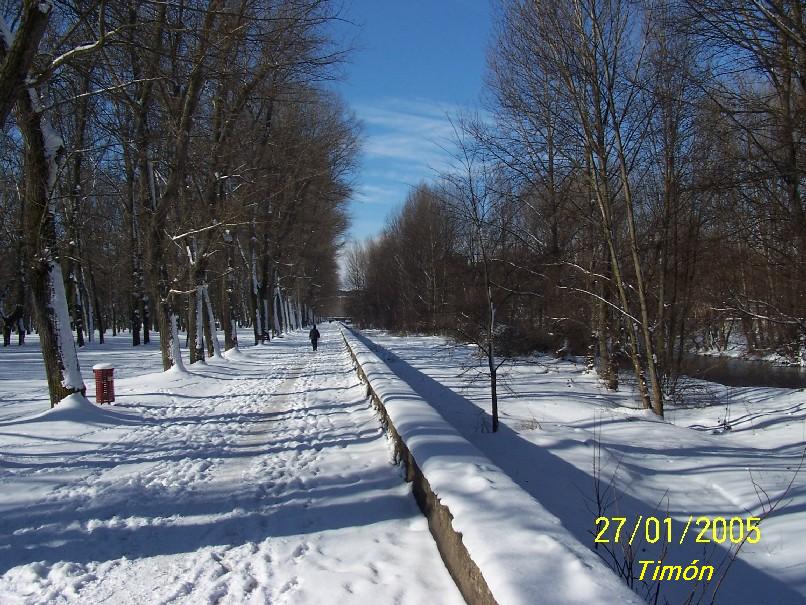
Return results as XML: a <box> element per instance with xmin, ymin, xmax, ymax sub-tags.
<box><xmin>356</xmin><ymin>330</ymin><xmax>806</xmax><ymax>605</ymax></box>
<box><xmin>4</xmin><ymin>323</ymin><xmax>804</xmax><ymax>604</ymax></box>
<box><xmin>343</xmin><ymin>328</ymin><xmax>642</xmax><ymax>605</ymax></box>
<box><xmin>0</xmin><ymin>326</ymin><xmax>463</xmax><ymax>604</ymax></box>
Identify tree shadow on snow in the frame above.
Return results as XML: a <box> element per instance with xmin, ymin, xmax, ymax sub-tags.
<box><xmin>350</xmin><ymin>331</ymin><xmax>806</xmax><ymax>605</ymax></box>
<box><xmin>0</xmin><ymin>433</ymin><xmax>417</xmax><ymax>575</ymax></box>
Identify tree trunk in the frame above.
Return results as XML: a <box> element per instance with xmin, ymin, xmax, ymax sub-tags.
<box><xmin>610</xmin><ymin>123</ymin><xmax>664</xmax><ymax>416</ymax></box>
<box><xmin>222</xmin><ymin>232</ymin><xmax>238</xmax><ymax>350</ymax></box>
<box><xmin>17</xmin><ymin>87</ymin><xmax>86</xmax><ymax>406</ymax></box>
<box><xmin>4</xmin><ymin>201</ymin><xmax>27</xmax><ymax>347</ymax></box>
<box><xmin>65</xmin><ymin>73</ymin><xmax>91</xmax><ymax>349</ymax></box>
<box><xmin>0</xmin><ymin>1</ymin><xmax>50</xmax><ymax>125</ymax></box>
<box><xmin>87</xmin><ymin>259</ymin><xmax>105</xmax><ymax>344</ymax></box>
<box><xmin>123</xmin><ymin>142</ymin><xmax>143</xmax><ymax>346</ymax></box>
<box><xmin>595</xmin><ymin>277</ymin><xmax>618</xmax><ymax>391</ymax></box>
<box><xmin>203</xmin><ymin>285</ymin><xmax>222</xmax><ymax>357</ymax></box>
<box><xmin>488</xmin><ymin>295</ymin><xmax>498</xmax><ymax>433</ymax></box>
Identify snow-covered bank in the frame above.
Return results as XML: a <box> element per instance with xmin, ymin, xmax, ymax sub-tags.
<box><xmin>0</xmin><ymin>326</ymin><xmax>462</xmax><ymax>604</ymax></box>
<box><xmin>691</xmin><ymin>330</ymin><xmax>806</xmax><ymax>368</ymax></box>
<box><xmin>354</xmin><ymin>329</ymin><xmax>806</xmax><ymax>604</ymax></box>
<box><xmin>342</xmin><ymin>327</ymin><xmax>642</xmax><ymax>605</ymax></box>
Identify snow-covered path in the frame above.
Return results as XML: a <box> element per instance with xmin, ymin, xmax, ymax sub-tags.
<box><xmin>0</xmin><ymin>326</ymin><xmax>463</xmax><ymax>604</ymax></box>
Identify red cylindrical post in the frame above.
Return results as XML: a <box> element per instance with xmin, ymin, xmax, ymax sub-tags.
<box><xmin>92</xmin><ymin>364</ymin><xmax>115</xmax><ymax>404</ymax></box>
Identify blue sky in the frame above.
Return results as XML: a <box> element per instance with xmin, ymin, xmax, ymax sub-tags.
<box><xmin>332</xmin><ymin>0</ymin><xmax>493</xmax><ymax>243</ymax></box>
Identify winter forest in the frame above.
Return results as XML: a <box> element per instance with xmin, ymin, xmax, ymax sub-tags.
<box><xmin>1</xmin><ymin>1</ymin><xmax>805</xmax><ymax>604</ymax></box>
<box><xmin>346</xmin><ymin>0</ymin><xmax>806</xmax><ymax>421</ymax></box>
<box><xmin>1</xmin><ymin>0</ymin><xmax>355</xmax><ymax>405</ymax></box>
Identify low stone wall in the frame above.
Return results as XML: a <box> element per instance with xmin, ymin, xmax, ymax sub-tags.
<box><xmin>339</xmin><ymin>326</ymin><xmax>644</xmax><ymax>605</ymax></box>
<box><xmin>341</xmin><ymin>330</ymin><xmax>497</xmax><ymax>605</ymax></box>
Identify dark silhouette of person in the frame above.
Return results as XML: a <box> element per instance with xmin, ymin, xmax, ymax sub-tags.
<box><xmin>309</xmin><ymin>324</ymin><xmax>320</xmax><ymax>351</ymax></box>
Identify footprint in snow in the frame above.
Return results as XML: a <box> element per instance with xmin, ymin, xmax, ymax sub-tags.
<box><xmin>292</xmin><ymin>543</ymin><xmax>310</xmax><ymax>559</ymax></box>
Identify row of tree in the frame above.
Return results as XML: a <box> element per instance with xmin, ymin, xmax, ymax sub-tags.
<box><xmin>346</xmin><ymin>0</ymin><xmax>805</xmax><ymax>422</ymax></box>
<box><xmin>1</xmin><ymin>0</ymin><xmax>357</xmax><ymax>406</ymax></box>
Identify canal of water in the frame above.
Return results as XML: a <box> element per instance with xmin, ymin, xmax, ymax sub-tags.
<box><xmin>679</xmin><ymin>355</ymin><xmax>806</xmax><ymax>389</ymax></box>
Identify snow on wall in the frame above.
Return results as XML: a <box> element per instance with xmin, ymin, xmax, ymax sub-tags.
<box><xmin>341</xmin><ymin>327</ymin><xmax>642</xmax><ymax>605</ymax></box>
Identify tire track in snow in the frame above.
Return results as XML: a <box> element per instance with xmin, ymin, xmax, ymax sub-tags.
<box><xmin>142</xmin><ymin>343</ymin><xmax>320</xmax><ymax>605</ymax></box>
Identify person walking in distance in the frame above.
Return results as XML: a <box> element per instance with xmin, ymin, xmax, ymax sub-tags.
<box><xmin>309</xmin><ymin>324</ymin><xmax>321</xmax><ymax>351</ymax></box>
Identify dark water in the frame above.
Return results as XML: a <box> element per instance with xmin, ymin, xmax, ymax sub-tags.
<box><xmin>679</xmin><ymin>355</ymin><xmax>806</xmax><ymax>389</ymax></box>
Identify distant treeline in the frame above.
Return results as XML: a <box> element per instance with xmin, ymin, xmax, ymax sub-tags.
<box><xmin>346</xmin><ymin>0</ymin><xmax>805</xmax><ymax>417</ymax></box>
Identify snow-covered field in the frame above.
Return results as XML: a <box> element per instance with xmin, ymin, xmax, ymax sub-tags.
<box><xmin>3</xmin><ymin>323</ymin><xmax>804</xmax><ymax>604</ymax></box>
<box><xmin>356</xmin><ymin>330</ymin><xmax>806</xmax><ymax>605</ymax></box>
<box><xmin>0</xmin><ymin>326</ymin><xmax>463</xmax><ymax>604</ymax></box>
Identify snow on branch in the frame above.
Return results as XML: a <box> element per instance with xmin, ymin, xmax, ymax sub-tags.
<box><xmin>554</xmin><ymin>260</ymin><xmax>613</xmax><ymax>284</ymax></box>
<box><xmin>168</xmin><ymin>221</ymin><xmax>248</xmax><ymax>243</ymax></box>
<box><xmin>714</xmin><ymin>299</ymin><xmax>805</xmax><ymax>327</ymax></box>
<box><xmin>749</xmin><ymin>0</ymin><xmax>806</xmax><ymax>49</ymax></box>
<box><xmin>47</xmin><ymin>77</ymin><xmax>165</xmax><ymax>109</ymax></box>
<box><xmin>47</xmin><ymin>1</ymin><xmax>127</xmax><ymax>75</ymax></box>
<box><xmin>557</xmin><ymin>284</ymin><xmax>642</xmax><ymax>325</ymax></box>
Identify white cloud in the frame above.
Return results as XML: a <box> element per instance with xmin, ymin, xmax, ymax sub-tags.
<box><xmin>354</xmin><ymin>97</ymin><xmax>464</xmax><ymax>176</ymax></box>
<box><xmin>353</xmin><ymin>183</ymin><xmax>404</xmax><ymax>205</ymax></box>
<box><xmin>347</xmin><ymin>96</ymin><xmax>489</xmax><ymax>240</ymax></box>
